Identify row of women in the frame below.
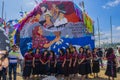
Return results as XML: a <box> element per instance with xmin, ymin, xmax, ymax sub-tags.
<box><xmin>23</xmin><ymin>47</ymin><xmax>117</xmax><ymax>80</ymax></box>
<box><xmin>23</xmin><ymin>46</ymin><xmax>99</xmax><ymax>80</ymax></box>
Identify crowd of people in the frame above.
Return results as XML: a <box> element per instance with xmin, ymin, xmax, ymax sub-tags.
<box><xmin>0</xmin><ymin>44</ymin><xmax>120</xmax><ymax>80</ymax></box>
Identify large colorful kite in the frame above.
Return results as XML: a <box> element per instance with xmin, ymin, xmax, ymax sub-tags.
<box><xmin>14</xmin><ymin>0</ymin><xmax>94</xmax><ymax>55</ymax></box>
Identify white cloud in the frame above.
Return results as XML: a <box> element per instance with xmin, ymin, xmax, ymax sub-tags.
<box><xmin>95</xmin><ymin>26</ymin><xmax>120</xmax><ymax>44</ymax></box>
<box><xmin>23</xmin><ymin>0</ymin><xmax>43</xmax><ymax>10</ymax></box>
<box><xmin>102</xmin><ymin>5</ymin><xmax>109</xmax><ymax>9</ymax></box>
<box><xmin>102</xmin><ymin>0</ymin><xmax>120</xmax><ymax>9</ymax></box>
<box><xmin>116</xmin><ymin>26</ymin><xmax>120</xmax><ymax>30</ymax></box>
<box><xmin>21</xmin><ymin>0</ymin><xmax>42</xmax><ymax>12</ymax></box>
<box><xmin>25</xmin><ymin>1</ymin><xmax>36</xmax><ymax>7</ymax></box>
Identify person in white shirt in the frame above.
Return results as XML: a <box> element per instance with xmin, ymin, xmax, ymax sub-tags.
<box><xmin>8</xmin><ymin>45</ymin><xmax>20</xmax><ymax>80</ymax></box>
<box><xmin>54</xmin><ymin>10</ymin><xmax>68</xmax><ymax>28</ymax></box>
<box><xmin>54</xmin><ymin>4</ymin><xmax>68</xmax><ymax>28</ymax></box>
<box><xmin>16</xmin><ymin>46</ymin><xmax>24</xmax><ymax>75</ymax></box>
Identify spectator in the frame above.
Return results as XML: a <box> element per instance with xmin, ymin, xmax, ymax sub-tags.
<box><xmin>97</xmin><ymin>48</ymin><xmax>103</xmax><ymax>68</ymax></box>
<box><xmin>0</xmin><ymin>50</ymin><xmax>9</xmax><ymax>80</ymax></box>
<box><xmin>8</xmin><ymin>45</ymin><xmax>20</xmax><ymax>80</ymax></box>
<box><xmin>23</xmin><ymin>49</ymin><xmax>34</xmax><ymax>80</ymax></box>
<box><xmin>105</xmin><ymin>48</ymin><xmax>117</xmax><ymax>80</ymax></box>
<box><xmin>116</xmin><ymin>47</ymin><xmax>120</xmax><ymax>72</ymax></box>
<box><xmin>16</xmin><ymin>46</ymin><xmax>24</xmax><ymax>75</ymax></box>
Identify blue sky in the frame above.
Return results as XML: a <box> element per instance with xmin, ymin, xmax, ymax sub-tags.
<box><xmin>80</xmin><ymin>0</ymin><xmax>120</xmax><ymax>44</ymax></box>
<box><xmin>0</xmin><ymin>0</ymin><xmax>120</xmax><ymax>44</ymax></box>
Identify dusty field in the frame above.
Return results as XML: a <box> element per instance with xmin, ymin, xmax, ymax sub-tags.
<box><xmin>9</xmin><ymin>67</ymin><xmax>119</xmax><ymax>80</ymax></box>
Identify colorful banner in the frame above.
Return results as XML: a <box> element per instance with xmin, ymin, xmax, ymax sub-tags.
<box><xmin>83</xmin><ymin>13</ymin><xmax>93</xmax><ymax>33</ymax></box>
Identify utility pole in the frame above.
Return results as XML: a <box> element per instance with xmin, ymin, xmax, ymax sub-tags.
<box><xmin>79</xmin><ymin>1</ymin><xmax>85</xmax><ymax>12</ymax></box>
<box><xmin>110</xmin><ymin>16</ymin><xmax>113</xmax><ymax>45</ymax></box>
<box><xmin>5</xmin><ymin>11</ymin><xmax>7</xmax><ymax>21</ymax></box>
<box><xmin>97</xmin><ymin>17</ymin><xmax>100</xmax><ymax>48</ymax></box>
<box><xmin>1</xmin><ymin>0</ymin><xmax>4</xmax><ymax>19</ymax></box>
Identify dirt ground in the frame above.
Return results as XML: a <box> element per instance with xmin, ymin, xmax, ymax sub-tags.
<box><xmin>8</xmin><ymin>67</ymin><xmax>120</xmax><ymax>80</ymax></box>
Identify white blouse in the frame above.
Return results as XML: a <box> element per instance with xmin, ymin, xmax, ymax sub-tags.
<box><xmin>54</xmin><ymin>17</ymin><xmax>68</xmax><ymax>27</ymax></box>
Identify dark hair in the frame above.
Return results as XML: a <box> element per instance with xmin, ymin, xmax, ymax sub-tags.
<box><xmin>66</xmin><ymin>47</ymin><xmax>70</xmax><ymax>54</ymax></box>
<box><xmin>86</xmin><ymin>48</ymin><xmax>91</xmax><ymax>56</ymax></box>
<box><xmin>117</xmin><ymin>47</ymin><xmax>118</xmax><ymax>49</ymax></box>
<box><xmin>73</xmin><ymin>46</ymin><xmax>77</xmax><ymax>52</ymax></box>
<box><xmin>28</xmin><ymin>49</ymin><xmax>33</xmax><ymax>53</ymax></box>
<box><xmin>57</xmin><ymin>4</ymin><xmax>66</xmax><ymax>14</ymax></box>
<box><xmin>106</xmin><ymin>48</ymin><xmax>114</xmax><ymax>58</ymax></box>
<box><xmin>73</xmin><ymin>46</ymin><xmax>76</xmax><ymax>49</ymax></box>
<box><xmin>92</xmin><ymin>48</ymin><xmax>97</xmax><ymax>53</ymax></box>
<box><xmin>27</xmin><ymin>49</ymin><xmax>33</xmax><ymax>56</ymax></box>
<box><xmin>59</xmin><ymin>48</ymin><xmax>65</xmax><ymax>56</ymax></box>
<box><xmin>41</xmin><ymin>50</ymin><xmax>49</xmax><ymax>58</ymax></box>
<box><xmin>35</xmin><ymin>48</ymin><xmax>40</xmax><ymax>54</ymax></box>
<box><xmin>40</xmin><ymin>4</ymin><xmax>48</xmax><ymax>9</ymax></box>
<box><xmin>86</xmin><ymin>49</ymin><xmax>89</xmax><ymax>53</ymax></box>
<box><xmin>43</xmin><ymin>50</ymin><xmax>48</xmax><ymax>55</ymax></box>
<box><xmin>40</xmin><ymin>4</ymin><xmax>48</xmax><ymax>13</ymax></box>
<box><xmin>79</xmin><ymin>47</ymin><xmax>84</xmax><ymax>53</ymax></box>
<box><xmin>98</xmin><ymin>48</ymin><xmax>101</xmax><ymax>51</ymax></box>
